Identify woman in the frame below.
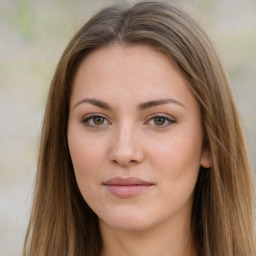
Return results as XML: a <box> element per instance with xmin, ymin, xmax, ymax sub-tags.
<box><xmin>22</xmin><ymin>1</ymin><xmax>255</xmax><ymax>255</ymax></box>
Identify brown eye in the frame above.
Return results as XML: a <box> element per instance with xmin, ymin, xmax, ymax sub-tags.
<box><xmin>147</xmin><ymin>114</ymin><xmax>175</xmax><ymax>128</ymax></box>
<box><xmin>82</xmin><ymin>115</ymin><xmax>110</xmax><ymax>127</ymax></box>
<box><xmin>93</xmin><ymin>116</ymin><xmax>105</xmax><ymax>125</ymax></box>
<box><xmin>154</xmin><ymin>117</ymin><xmax>166</xmax><ymax>126</ymax></box>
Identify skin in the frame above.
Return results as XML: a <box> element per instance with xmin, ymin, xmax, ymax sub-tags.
<box><xmin>68</xmin><ymin>45</ymin><xmax>211</xmax><ymax>256</ymax></box>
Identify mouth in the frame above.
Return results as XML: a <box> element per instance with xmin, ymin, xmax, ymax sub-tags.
<box><xmin>103</xmin><ymin>176</ymin><xmax>154</xmax><ymax>198</ymax></box>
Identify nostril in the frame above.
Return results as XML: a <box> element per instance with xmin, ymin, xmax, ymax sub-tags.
<box><xmin>111</xmin><ymin>158</ymin><xmax>138</xmax><ymax>167</ymax></box>
<box><xmin>112</xmin><ymin>160</ymin><xmax>119</xmax><ymax>165</ymax></box>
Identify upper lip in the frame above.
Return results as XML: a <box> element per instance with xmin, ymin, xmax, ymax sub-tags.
<box><xmin>103</xmin><ymin>176</ymin><xmax>153</xmax><ymax>186</ymax></box>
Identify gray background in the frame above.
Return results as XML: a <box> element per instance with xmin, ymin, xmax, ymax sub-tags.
<box><xmin>0</xmin><ymin>0</ymin><xmax>255</xmax><ymax>255</ymax></box>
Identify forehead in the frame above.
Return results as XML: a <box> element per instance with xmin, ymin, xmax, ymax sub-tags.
<box><xmin>78</xmin><ymin>44</ymin><xmax>181</xmax><ymax>79</ymax></box>
<box><xmin>70</xmin><ymin>45</ymin><xmax>195</xmax><ymax>108</ymax></box>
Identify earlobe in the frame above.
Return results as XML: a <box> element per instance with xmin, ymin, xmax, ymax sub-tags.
<box><xmin>200</xmin><ymin>149</ymin><xmax>212</xmax><ymax>168</ymax></box>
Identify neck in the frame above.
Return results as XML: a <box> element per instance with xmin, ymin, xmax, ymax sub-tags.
<box><xmin>99</xmin><ymin>216</ymin><xmax>197</xmax><ymax>256</ymax></box>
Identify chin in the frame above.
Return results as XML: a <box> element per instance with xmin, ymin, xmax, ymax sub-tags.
<box><xmin>98</xmin><ymin>208</ymin><xmax>164</xmax><ymax>232</ymax></box>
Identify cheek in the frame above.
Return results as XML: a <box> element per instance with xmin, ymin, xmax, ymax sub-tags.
<box><xmin>148</xmin><ymin>127</ymin><xmax>202</xmax><ymax>187</ymax></box>
<box><xmin>151</xmin><ymin>135</ymin><xmax>201</xmax><ymax>212</ymax></box>
<box><xmin>68</xmin><ymin>131</ymin><xmax>106</xmax><ymax>185</ymax></box>
<box><xmin>154</xmin><ymin>136</ymin><xmax>201</xmax><ymax>169</ymax></box>
<box><xmin>68</xmin><ymin>135</ymin><xmax>108</xmax><ymax>209</ymax></box>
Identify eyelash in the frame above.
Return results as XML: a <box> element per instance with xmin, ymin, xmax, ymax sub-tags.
<box><xmin>147</xmin><ymin>114</ymin><xmax>176</xmax><ymax>128</ymax></box>
<box><xmin>82</xmin><ymin>114</ymin><xmax>176</xmax><ymax>128</ymax></box>
<box><xmin>82</xmin><ymin>114</ymin><xmax>110</xmax><ymax>128</ymax></box>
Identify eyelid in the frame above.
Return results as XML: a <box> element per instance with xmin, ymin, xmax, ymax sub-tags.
<box><xmin>81</xmin><ymin>113</ymin><xmax>175</xmax><ymax>128</ymax></box>
<box><xmin>146</xmin><ymin>113</ymin><xmax>176</xmax><ymax>127</ymax></box>
<box><xmin>82</xmin><ymin>113</ymin><xmax>111</xmax><ymax>127</ymax></box>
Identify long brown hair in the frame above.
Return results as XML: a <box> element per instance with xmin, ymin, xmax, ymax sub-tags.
<box><xmin>23</xmin><ymin>1</ymin><xmax>255</xmax><ymax>255</ymax></box>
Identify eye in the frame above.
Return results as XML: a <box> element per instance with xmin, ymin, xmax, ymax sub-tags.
<box><xmin>147</xmin><ymin>114</ymin><xmax>175</xmax><ymax>127</ymax></box>
<box><xmin>82</xmin><ymin>114</ymin><xmax>110</xmax><ymax>127</ymax></box>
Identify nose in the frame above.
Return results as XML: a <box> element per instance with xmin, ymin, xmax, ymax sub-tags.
<box><xmin>107</xmin><ymin>124</ymin><xmax>144</xmax><ymax>167</ymax></box>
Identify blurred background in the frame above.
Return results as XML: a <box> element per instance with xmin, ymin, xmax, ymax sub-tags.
<box><xmin>0</xmin><ymin>0</ymin><xmax>255</xmax><ymax>255</ymax></box>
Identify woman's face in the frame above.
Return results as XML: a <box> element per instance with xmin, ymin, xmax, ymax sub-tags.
<box><xmin>68</xmin><ymin>45</ymin><xmax>210</xmax><ymax>232</ymax></box>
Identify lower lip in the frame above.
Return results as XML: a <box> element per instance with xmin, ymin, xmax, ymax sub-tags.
<box><xmin>104</xmin><ymin>184</ymin><xmax>153</xmax><ymax>198</ymax></box>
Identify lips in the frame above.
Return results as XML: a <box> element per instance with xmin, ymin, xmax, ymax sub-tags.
<box><xmin>103</xmin><ymin>177</ymin><xmax>154</xmax><ymax>198</ymax></box>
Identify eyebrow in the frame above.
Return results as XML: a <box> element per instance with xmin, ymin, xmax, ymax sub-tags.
<box><xmin>73</xmin><ymin>98</ymin><xmax>185</xmax><ymax>110</ymax></box>
<box><xmin>138</xmin><ymin>98</ymin><xmax>185</xmax><ymax>110</ymax></box>
<box><xmin>74</xmin><ymin>98</ymin><xmax>111</xmax><ymax>109</ymax></box>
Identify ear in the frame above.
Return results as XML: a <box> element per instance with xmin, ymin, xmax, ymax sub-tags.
<box><xmin>200</xmin><ymin>148</ymin><xmax>212</xmax><ymax>168</ymax></box>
